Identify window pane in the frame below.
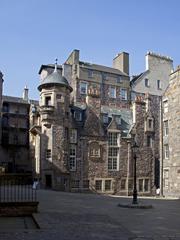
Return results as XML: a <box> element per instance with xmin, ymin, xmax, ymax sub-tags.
<box><xmin>108</xmin><ymin>132</ymin><xmax>118</xmax><ymax>146</ymax></box>
<box><xmin>164</xmin><ymin>121</ymin><xmax>168</xmax><ymax>136</ymax></box>
<box><xmin>120</xmin><ymin>89</ymin><xmax>127</xmax><ymax>100</ymax></box>
<box><xmin>144</xmin><ymin>179</ymin><xmax>149</xmax><ymax>192</ymax></box>
<box><xmin>138</xmin><ymin>179</ymin><xmax>143</xmax><ymax>192</ymax></box>
<box><xmin>145</xmin><ymin>78</ymin><xmax>149</xmax><ymax>87</ymax></box>
<box><xmin>105</xmin><ymin>180</ymin><xmax>111</xmax><ymax>191</ymax></box>
<box><xmin>80</xmin><ymin>82</ymin><xmax>87</xmax><ymax>94</ymax></box>
<box><xmin>95</xmin><ymin>180</ymin><xmax>102</xmax><ymax>191</ymax></box>
<box><xmin>45</xmin><ymin>96</ymin><xmax>51</xmax><ymax>106</ymax></box>
<box><xmin>70</xmin><ymin>129</ymin><xmax>77</xmax><ymax>143</ymax></box>
<box><xmin>109</xmin><ymin>86</ymin><xmax>116</xmax><ymax>98</ymax></box>
<box><xmin>121</xmin><ymin>179</ymin><xmax>126</xmax><ymax>190</ymax></box>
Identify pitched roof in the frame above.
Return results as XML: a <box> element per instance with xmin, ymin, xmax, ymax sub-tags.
<box><xmin>2</xmin><ymin>95</ymin><xmax>29</xmax><ymax>104</ymax></box>
<box><xmin>79</xmin><ymin>61</ymin><xmax>128</xmax><ymax>76</ymax></box>
<box><xmin>38</xmin><ymin>64</ymin><xmax>62</xmax><ymax>74</ymax></box>
<box><xmin>130</xmin><ymin>70</ymin><xmax>149</xmax><ymax>85</ymax></box>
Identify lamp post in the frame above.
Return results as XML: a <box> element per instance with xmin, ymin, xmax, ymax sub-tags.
<box><xmin>132</xmin><ymin>140</ymin><xmax>139</xmax><ymax>204</ymax></box>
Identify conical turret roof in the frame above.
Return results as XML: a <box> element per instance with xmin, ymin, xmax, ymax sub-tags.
<box><xmin>38</xmin><ymin>69</ymin><xmax>72</xmax><ymax>92</ymax></box>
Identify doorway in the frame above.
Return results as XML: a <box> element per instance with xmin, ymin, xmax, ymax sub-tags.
<box><xmin>45</xmin><ymin>174</ymin><xmax>52</xmax><ymax>188</ymax></box>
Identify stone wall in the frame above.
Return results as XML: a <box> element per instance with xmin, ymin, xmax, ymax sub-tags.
<box><xmin>162</xmin><ymin>66</ymin><xmax>180</xmax><ymax>197</ymax></box>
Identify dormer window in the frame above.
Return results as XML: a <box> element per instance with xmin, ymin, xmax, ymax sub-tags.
<box><xmin>115</xmin><ymin>115</ymin><xmax>121</xmax><ymax>125</ymax></box>
<box><xmin>88</xmin><ymin>70</ymin><xmax>93</xmax><ymax>78</ymax></box>
<box><xmin>74</xmin><ymin>111</ymin><xmax>82</xmax><ymax>121</ymax></box>
<box><xmin>102</xmin><ymin>114</ymin><xmax>108</xmax><ymax>124</ymax></box>
<box><xmin>117</xmin><ymin>76</ymin><xmax>122</xmax><ymax>83</ymax></box>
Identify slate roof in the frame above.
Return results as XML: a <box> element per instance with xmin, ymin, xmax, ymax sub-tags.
<box><xmin>130</xmin><ymin>70</ymin><xmax>149</xmax><ymax>85</ymax></box>
<box><xmin>2</xmin><ymin>95</ymin><xmax>29</xmax><ymax>104</ymax></box>
<box><xmin>101</xmin><ymin>106</ymin><xmax>133</xmax><ymax>137</ymax></box>
<box><xmin>38</xmin><ymin>70</ymin><xmax>72</xmax><ymax>92</ymax></box>
<box><xmin>79</xmin><ymin>61</ymin><xmax>129</xmax><ymax>76</ymax></box>
<box><xmin>38</xmin><ymin>64</ymin><xmax>62</xmax><ymax>74</ymax></box>
<box><xmin>2</xmin><ymin>95</ymin><xmax>39</xmax><ymax>106</ymax></box>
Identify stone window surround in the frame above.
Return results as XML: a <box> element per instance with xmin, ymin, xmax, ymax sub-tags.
<box><xmin>145</xmin><ymin>78</ymin><xmax>150</xmax><ymax>87</ymax></box>
<box><xmin>80</xmin><ymin>81</ymin><xmax>88</xmax><ymax>95</ymax></box>
<box><xmin>145</xmin><ymin>117</ymin><xmax>154</xmax><ymax>132</ymax></box>
<box><xmin>163</xmin><ymin>168</ymin><xmax>169</xmax><ymax>189</ymax></box>
<box><xmin>138</xmin><ymin>178</ymin><xmax>150</xmax><ymax>193</ymax></box>
<box><xmin>120</xmin><ymin>178</ymin><xmax>126</xmax><ymax>190</ymax></box>
<box><xmin>147</xmin><ymin>135</ymin><xmax>153</xmax><ymax>148</ymax></box>
<box><xmin>46</xmin><ymin>149</ymin><xmax>52</xmax><ymax>162</ymax></box>
<box><xmin>70</xmin><ymin>129</ymin><xmax>77</xmax><ymax>143</ymax></box>
<box><xmin>94</xmin><ymin>178</ymin><xmax>114</xmax><ymax>193</ymax></box>
<box><xmin>157</xmin><ymin>79</ymin><xmax>162</xmax><ymax>90</ymax></box>
<box><xmin>108</xmin><ymin>131</ymin><xmax>120</xmax><ymax>171</ymax></box>
<box><xmin>163</xmin><ymin>120</ymin><xmax>168</xmax><ymax>136</ymax></box>
<box><xmin>164</xmin><ymin>145</ymin><xmax>169</xmax><ymax>159</ymax></box>
<box><xmin>109</xmin><ymin>86</ymin><xmax>116</xmax><ymax>98</ymax></box>
<box><xmin>120</xmin><ymin>88</ymin><xmax>128</xmax><ymax>101</ymax></box>
<box><xmin>163</xmin><ymin>99</ymin><xmax>168</xmax><ymax>113</ymax></box>
<box><xmin>69</xmin><ymin>144</ymin><xmax>76</xmax><ymax>171</ymax></box>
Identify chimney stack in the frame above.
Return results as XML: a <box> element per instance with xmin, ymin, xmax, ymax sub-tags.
<box><xmin>113</xmin><ymin>52</ymin><xmax>129</xmax><ymax>75</ymax></box>
<box><xmin>23</xmin><ymin>86</ymin><xmax>29</xmax><ymax>101</ymax></box>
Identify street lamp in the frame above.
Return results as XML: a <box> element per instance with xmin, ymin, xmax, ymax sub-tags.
<box><xmin>132</xmin><ymin>140</ymin><xmax>139</xmax><ymax>204</ymax></box>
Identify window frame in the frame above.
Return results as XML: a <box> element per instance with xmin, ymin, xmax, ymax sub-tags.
<box><xmin>163</xmin><ymin>100</ymin><xmax>168</xmax><ymax>113</ymax></box>
<box><xmin>157</xmin><ymin>79</ymin><xmax>161</xmax><ymax>89</ymax></box>
<box><xmin>109</xmin><ymin>86</ymin><xmax>116</xmax><ymax>99</ymax></box>
<box><xmin>45</xmin><ymin>96</ymin><xmax>52</xmax><ymax>106</ymax></box>
<box><xmin>46</xmin><ymin>149</ymin><xmax>52</xmax><ymax>161</ymax></box>
<box><xmin>145</xmin><ymin>78</ymin><xmax>149</xmax><ymax>87</ymax></box>
<box><xmin>70</xmin><ymin>129</ymin><xmax>77</xmax><ymax>143</ymax></box>
<box><xmin>164</xmin><ymin>145</ymin><xmax>169</xmax><ymax>159</ymax></box>
<box><xmin>80</xmin><ymin>82</ymin><xmax>88</xmax><ymax>95</ymax></box>
<box><xmin>164</xmin><ymin>120</ymin><xmax>168</xmax><ymax>136</ymax></box>
<box><xmin>120</xmin><ymin>88</ymin><xmax>128</xmax><ymax>100</ymax></box>
<box><xmin>69</xmin><ymin>144</ymin><xmax>76</xmax><ymax>171</ymax></box>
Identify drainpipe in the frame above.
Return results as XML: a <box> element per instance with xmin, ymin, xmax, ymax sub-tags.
<box><xmin>159</xmin><ymin>96</ymin><xmax>164</xmax><ymax>196</ymax></box>
<box><xmin>126</xmin><ymin>140</ymin><xmax>131</xmax><ymax>196</ymax></box>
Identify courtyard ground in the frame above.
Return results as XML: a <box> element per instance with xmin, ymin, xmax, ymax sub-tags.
<box><xmin>0</xmin><ymin>190</ymin><xmax>180</xmax><ymax>239</ymax></box>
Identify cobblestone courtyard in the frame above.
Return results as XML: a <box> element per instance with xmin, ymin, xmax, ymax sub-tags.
<box><xmin>0</xmin><ymin>190</ymin><xmax>180</xmax><ymax>239</ymax></box>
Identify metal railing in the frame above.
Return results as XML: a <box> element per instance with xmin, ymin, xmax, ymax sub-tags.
<box><xmin>0</xmin><ymin>174</ymin><xmax>37</xmax><ymax>203</ymax></box>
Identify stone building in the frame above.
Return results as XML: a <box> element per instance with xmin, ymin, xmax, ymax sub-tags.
<box><xmin>0</xmin><ymin>79</ymin><xmax>38</xmax><ymax>173</ymax></box>
<box><xmin>162</xmin><ymin>66</ymin><xmax>180</xmax><ymax>197</ymax></box>
<box><xmin>1</xmin><ymin>49</ymin><xmax>177</xmax><ymax>197</ymax></box>
<box><xmin>131</xmin><ymin>51</ymin><xmax>174</xmax><ymax>194</ymax></box>
<box><xmin>29</xmin><ymin>49</ymin><xmax>166</xmax><ymax>196</ymax></box>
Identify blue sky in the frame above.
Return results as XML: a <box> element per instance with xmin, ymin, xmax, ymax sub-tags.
<box><xmin>0</xmin><ymin>0</ymin><xmax>180</xmax><ymax>99</ymax></box>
